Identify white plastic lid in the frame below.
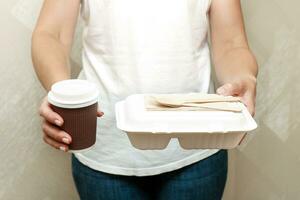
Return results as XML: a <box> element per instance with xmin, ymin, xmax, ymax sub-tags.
<box><xmin>48</xmin><ymin>79</ymin><xmax>99</xmax><ymax>108</ymax></box>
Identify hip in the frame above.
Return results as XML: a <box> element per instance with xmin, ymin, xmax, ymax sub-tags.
<box><xmin>71</xmin><ymin>150</ymin><xmax>228</xmax><ymax>200</ymax></box>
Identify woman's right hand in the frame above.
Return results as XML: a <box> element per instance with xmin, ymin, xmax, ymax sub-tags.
<box><xmin>39</xmin><ymin>97</ymin><xmax>104</xmax><ymax>152</ymax></box>
<box><xmin>39</xmin><ymin>97</ymin><xmax>71</xmax><ymax>152</ymax></box>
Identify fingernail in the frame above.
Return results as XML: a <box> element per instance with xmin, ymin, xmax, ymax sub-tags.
<box><xmin>59</xmin><ymin>146</ymin><xmax>66</xmax><ymax>152</ymax></box>
<box><xmin>55</xmin><ymin>120</ymin><xmax>62</xmax><ymax>126</ymax></box>
<box><xmin>62</xmin><ymin>137</ymin><xmax>70</xmax><ymax>144</ymax></box>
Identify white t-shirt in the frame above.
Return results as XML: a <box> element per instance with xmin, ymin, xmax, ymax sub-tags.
<box><xmin>74</xmin><ymin>0</ymin><xmax>219</xmax><ymax>176</ymax></box>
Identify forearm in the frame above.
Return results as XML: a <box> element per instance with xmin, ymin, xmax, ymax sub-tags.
<box><xmin>31</xmin><ymin>31</ymin><xmax>71</xmax><ymax>91</ymax></box>
<box><xmin>209</xmin><ymin>0</ymin><xmax>257</xmax><ymax>115</ymax></box>
<box><xmin>213</xmin><ymin>47</ymin><xmax>258</xmax><ymax>85</ymax></box>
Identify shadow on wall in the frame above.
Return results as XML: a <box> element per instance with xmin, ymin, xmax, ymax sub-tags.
<box><xmin>0</xmin><ymin>0</ymin><xmax>83</xmax><ymax>199</ymax></box>
<box><xmin>234</xmin><ymin>0</ymin><xmax>300</xmax><ymax>199</ymax></box>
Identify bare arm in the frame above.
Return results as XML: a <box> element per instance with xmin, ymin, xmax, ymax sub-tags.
<box><xmin>32</xmin><ymin>0</ymin><xmax>82</xmax><ymax>151</ymax></box>
<box><xmin>31</xmin><ymin>0</ymin><xmax>81</xmax><ymax>91</ymax></box>
<box><xmin>209</xmin><ymin>0</ymin><xmax>258</xmax><ymax>115</ymax></box>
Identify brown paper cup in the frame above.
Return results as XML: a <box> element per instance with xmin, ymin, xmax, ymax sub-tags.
<box><xmin>47</xmin><ymin>79</ymin><xmax>99</xmax><ymax>152</ymax></box>
<box><xmin>51</xmin><ymin>103</ymin><xmax>98</xmax><ymax>152</ymax></box>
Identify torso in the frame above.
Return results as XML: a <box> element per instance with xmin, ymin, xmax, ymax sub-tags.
<box><xmin>75</xmin><ymin>0</ymin><xmax>219</xmax><ymax>176</ymax></box>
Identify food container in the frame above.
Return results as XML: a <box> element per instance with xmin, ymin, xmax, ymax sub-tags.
<box><xmin>115</xmin><ymin>94</ymin><xmax>257</xmax><ymax>150</ymax></box>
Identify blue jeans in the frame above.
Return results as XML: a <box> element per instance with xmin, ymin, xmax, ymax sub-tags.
<box><xmin>72</xmin><ymin>150</ymin><xmax>228</xmax><ymax>200</ymax></box>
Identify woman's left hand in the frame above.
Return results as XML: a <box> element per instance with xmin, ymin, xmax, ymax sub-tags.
<box><xmin>216</xmin><ymin>75</ymin><xmax>257</xmax><ymax>116</ymax></box>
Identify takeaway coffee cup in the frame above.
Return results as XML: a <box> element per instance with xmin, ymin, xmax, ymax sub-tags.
<box><xmin>47</xmin><ymin>79</ymin><xmax>99</xmax><ymax>152</ymax></box>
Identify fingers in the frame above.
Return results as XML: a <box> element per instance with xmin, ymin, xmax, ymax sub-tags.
<box><xmin>216</xmin><ymin>83</ymin><xmax>243</xmax><ymax>96</ymax></box>
<box><xmin>42</xmin><ymin>120</ymin><xmax>71</xmax><ymax>151</ymax></box>
<box><xmin>43</xmin><ymin>135</ymin><xmax>69</xmax><ymax>152</ymax></box>
<box><xmin>42</xmin><ymin>120</ymin><xmax>72</xmax><ymax>143</ymax></box>
<box><xmin>241</xmin><ymin>91</ymin><xmax>256</xmax><ymax>116</ymax></box>
<box><xmin>217</xmin><ymin>82</ymin><xmax>256</xmax><ymax>116</ymax></box>
<box><xmin>244</xmin><ymin>101</ymin><xmax>255</xmax><ymax>116</ymax></box>
<box><xmin>248</xmin><ymin>103</ymin><xmax>255</xmax><ymax>116</ymax></box>
<box><xmin>39</xmin><ymin>98</ymin><xmax>64</xmax><ymax>126</ymax></box>
<box><xmin>39</xmin><ymin>97</ymin><xmax>71</xmax><ymax>151</ymax></box>
<box><xmin>97</xmin><ymin>109</ymin><xmax>104</xmax><ymax>117</ymax></box>
<box><xmin>97</xmin><ymin>104</ymin><xmax>104</xmax><ymax>117</ymax></box>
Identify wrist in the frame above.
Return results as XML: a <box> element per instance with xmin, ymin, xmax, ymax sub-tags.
<box><xmin>221</xmin><ymin>72</ymin><xmax>257</xmax><ymax>85</ymax></box>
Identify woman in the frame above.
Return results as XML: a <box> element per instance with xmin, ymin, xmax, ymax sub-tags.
<box><xmin>32</xmin><ymin>0</ymin><xmax>257</xmax><ymax>199</ymax></box>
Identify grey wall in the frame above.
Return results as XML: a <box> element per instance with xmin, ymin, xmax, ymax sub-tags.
<box><xmin>232</xmin><ymin>0</ymin><xmax>300</xmax><ymax>199</ymax></box>
<box><xmin>0</xmin><ymin>0</ymin><xmax>80</xmax><ymax>199</ymax></box>
<box><xmin>0</xmin><ymin>0</ymin><xmax>299</xmax><ymax>199</ymax></box>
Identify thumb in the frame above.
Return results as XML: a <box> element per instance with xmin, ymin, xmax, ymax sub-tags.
<box><xmin>97</xmin><ymin>110</ymin><xmax>104</xmax><ymax>117</ymax></box>
<box><xmin>216</xmin><ymin>83</ymin><xmax>242</xmax><ymax>96</ymax></box>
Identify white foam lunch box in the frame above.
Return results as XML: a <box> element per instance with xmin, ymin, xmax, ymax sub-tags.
<box><xmin>115</xmin><ymin>94</ymin><xmax>257</xmax><ymax>150</ymax></box>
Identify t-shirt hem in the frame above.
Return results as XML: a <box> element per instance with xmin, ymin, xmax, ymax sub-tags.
<box><xmin>74</xmin><ymin>149</ymin><xmax>219</xmax><ymax>176</ymax></box>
